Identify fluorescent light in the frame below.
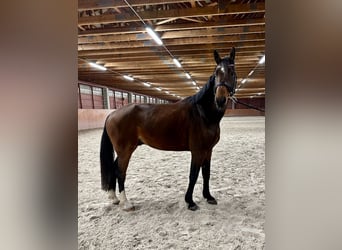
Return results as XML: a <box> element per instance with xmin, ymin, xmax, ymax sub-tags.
<box><xmin>185</xmin><ymin>73</ymin><xmax>191</xmax><ymax>79</ymax></box>
<box><xmin>258</xmin><ymin>55</ymin><xmax>265</xmax><ymax>64</ymax></box>
<box><xmin>143</xmin><ymin>82</ymin><xmax>151</xmax><ymax>87</ymax></box>
<box><xmin>89</xmin><ymin>62</ymin><xmax>107</xmax><ymax>71</ymax></box>
<box><xmin>155</xmin><ymin>87</ymin><xmax>162</xmax><ymax>91</ymax></box>
<box><xmin>192</xmin><ymin>81</ymin><xmax>196</xmax><ymax>85</ymax></box>
<box><xmin>241</xmin><ymin>78</ymin><xmax>247</xmax><ymax>84</ymax></box>
<box><xmin>123</xmin><ymin>75</ymin><xmax>134</xmax><ymax>81</ymax></box>
<box><xmin>196</xmin><ymin>86</ymin><xmax>200</xmax><ymax>90</ymax></box>
<box><xmin>248</xmin><ymin>70</ymin><xmax>254</xmax><ymax>76</ymax></box>
<box><xmin>145</xmin><ymin>27</ymin><xmax>163</xmax><ymax>45</ymax></box>
<box><xmin>173</xmin><ymin>58</ymin><xmax>182</xmax><ymax>68</ymax></box>
<box><xmin>258</xmin><ymin>93</ymin><xmax>262</xmax><ymax>95</ymax></box>
<box><xmin>165</xmin><ymin>91</ymin><xmax>170</xmax><ymax>94</ymax></box>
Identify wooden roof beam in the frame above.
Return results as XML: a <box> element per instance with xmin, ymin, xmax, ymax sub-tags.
<box><xmin>78</xmin><ymin>45</ymin><xmax>265</xmax><ymax>56</ymax></box>
<box><xmin>78</xmin><ymin>33</ymin><xmax>265</xmax><ymax>50</ymax></box>
<box><xmin>78</xmin><ymin>2</ymin><xmax>265</xmax><ymax>25</ymax></box>
<box><xmin>156</xmin><ymin>17</ymin><xmax>178</xmax><ymax>25</ymax></box>
<box><xmin>78</xmin><ymin>17</ymin><xmax>265</xmax><ymax>36</ymax></box>
<box><xmin>179</xmin><ymin>17</ymin><xmax>204</xmax><ymax>23</ymax></box>
<box><xmin>78</xmin><ymin>25</ymin><xmax>265</xmax><ymax>44</ymax></box>
<box><xmin>95</xmin><ymin>54</ymin><xmax>262</xmax><ymax>63</ymax></box>
<box><xmin>78</xmin><ymin>0</ymin><xmax>192</xmax><ymax>11</ymax></box>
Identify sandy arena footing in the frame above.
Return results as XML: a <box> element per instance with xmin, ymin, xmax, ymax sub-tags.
<box><xmin>78</xmin><ymin>116</ymin><xmax>265</xmax><ymax>249</ymax></box>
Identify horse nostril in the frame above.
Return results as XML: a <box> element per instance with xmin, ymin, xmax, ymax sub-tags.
<box><xmin>216</xmin><ymin>97</ymin><xmax>226</xmax><ymax>107</ymax></box>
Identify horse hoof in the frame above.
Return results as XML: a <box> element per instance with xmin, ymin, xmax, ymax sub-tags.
<box><xmin>207</xmin><ymin>198</ymin><xmax>217</xmax><ymax>205</ymax></box>
<box><xmin>123</xmin><ymin>205</ymin><xmax>135</xmax><ymax>212</ymax></box>
<box><xmin>112</xmin><ymin>199</ymin><xmax>120</xmax><ymax>205</ymax></box>
<box><xmin>108</xmin><ymin>191</ymin><xmax>120</xmax><ymax>205</ymax></box>
<box><xmin>188</xmin><ymin>204</ymin><xmax>199</xmax><ymax>211</ymax></box>
<box><xmin>121</xmin><ymin>201</ymin><xmax>135</xmax><ymax>211</ymax></box>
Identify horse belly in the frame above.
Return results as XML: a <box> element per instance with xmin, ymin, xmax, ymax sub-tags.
<box><xmin>137</xmin><ymin>127</ymin><xmax>189</xmax><ymax>151</ymax></box>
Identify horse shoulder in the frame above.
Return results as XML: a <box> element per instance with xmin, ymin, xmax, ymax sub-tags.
<box><xmin>189</xmin><ymin>116</ymin><xmax>221</xmax><ymax>151</ymax></box>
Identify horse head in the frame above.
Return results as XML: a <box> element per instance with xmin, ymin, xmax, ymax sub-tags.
<box><xmin>213</xmin><ymin>48</ymin><xmax>237</xmax><ymax>111</ymax></box>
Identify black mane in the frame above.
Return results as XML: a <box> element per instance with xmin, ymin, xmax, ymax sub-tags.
<box><xmin>183</xmin><ymin>75</ymin><xmax>215</xmax><ymax>105</ymax></box>
<box><xmin>182</xmin><ymin>74</ymin><xmax>226</xmax><ymax>123</ymax></box>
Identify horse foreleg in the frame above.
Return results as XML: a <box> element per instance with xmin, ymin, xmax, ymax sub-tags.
<box><xmin>202</xmin><ymin>153</ymin><xmax>217</xmax><ymax>205</ymax></box>
<box><xmin>185</xmin><ymin>153</ymin><xmax>202</xmax><ymax>211</ymax></box>
<box><xmin>108</xmin><ymin>190</ymin><xmax>120</xmax><ymax>204</ymax></box>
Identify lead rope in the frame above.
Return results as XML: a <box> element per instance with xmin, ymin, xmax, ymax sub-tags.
<box><xmin>229</xmin><ymin>96</ymin><xmax>265</xmax><ymax>113</ymax></box>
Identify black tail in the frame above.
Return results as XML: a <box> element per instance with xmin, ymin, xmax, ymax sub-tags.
<box><xmin>100</xmin><ymin>124</ymin><xmax>116</xmax><ymax>191</ymax></box>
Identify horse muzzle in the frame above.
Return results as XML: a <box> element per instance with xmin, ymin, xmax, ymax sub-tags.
<box><xmin>215</xmin><ymin>96</ymin><xmax>227</xmax><ymax>109</ymax></box>
<box><xmin>215</xmin><ymin>82</ymin><xmax>235</xmax><ymax>97</ymax></box>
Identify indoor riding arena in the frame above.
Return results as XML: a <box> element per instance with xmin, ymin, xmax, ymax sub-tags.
<box><xmin>78</xmin><ymin>1</ymin><xmax>265</xmax><ymax>249</ymax></box>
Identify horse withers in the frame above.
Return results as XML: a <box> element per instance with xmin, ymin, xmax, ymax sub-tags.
<box><xmin>100</xmin><ymin>48</ymin><xmax>237</xmax><ymax>211</ymax></box>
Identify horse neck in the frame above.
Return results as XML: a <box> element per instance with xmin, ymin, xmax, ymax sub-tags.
<box><xmin>197</xmin><ymin>100</ymin><xmax>225</xmax><ymax>124</ymax></box>
<box><xmin>194</xmin><ymin>75</ymin><xmax>225</xmax><ymax>124</ymax></box>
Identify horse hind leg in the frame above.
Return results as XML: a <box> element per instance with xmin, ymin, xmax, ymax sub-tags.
<box><xmin>100</xmin><ymin>125</ymin><xmax>120</xmax><ymax>204</ymax></box>
<box><xmin>107</xmin><ymin>158</ymin><xmax>120</xmax><ymax>204</ymax></box>
<box><xmin>115</xmin><ymin>148</ymin><xmax>136</xmax><ymax>211</ymax></box>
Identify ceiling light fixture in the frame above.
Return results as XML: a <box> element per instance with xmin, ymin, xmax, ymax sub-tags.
<box><xmin>192</xmin><ymin>81</ymin><xmax>196</xmax><ymax>85</ymax></box>
<box><xmin>88</xmin><ymin>62</ymin><xmax>107</xmax><ymax>71</ymax></box>
<box><xmin>241</xmin><ymin>78</ymin><xmax>247</xmax><ymax>84</ymax></box>
<box><xmin>258</xmin><ymin>55</ymin><xmax>265</xmax><ymax>64</ymax></box>
<box><xmin>248</xmin><ymin>70</ymin><xmax>254</xmax><ymax>76</ymax></box>
<box><xmin>185</xmin><ymin>73</ymin><xmax>191</xmax><ymax>79</ymax></box>
<box><xmin>173</xmin><ymin>58</ymin><xmax>182</xmax><ymax>68</ymax></box>
<box><xmin>123</xmin><ymin>75</ymin><xmax>134</xmax><ymax>81</ymax></box>
<box><xmin>145</xmin><ymin>26</ymin><xmax>163</xmax><ymax>45</ymax></box>
<box><xmin>143</xmin><ymin>82</ymin><xmax>151</xmax><ymax>87</ymax></box>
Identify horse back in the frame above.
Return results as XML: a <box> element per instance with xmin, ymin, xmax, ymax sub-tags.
<box><xmin>106</xmin><ymin>102</ymin><xmax>193</xmax><ymax>151</ymax></box>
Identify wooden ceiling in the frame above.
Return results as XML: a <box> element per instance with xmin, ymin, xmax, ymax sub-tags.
<box><xmin>78</xmin><ymin>0</ymin><xmax>265</xmax><ymax>101</ymax></box>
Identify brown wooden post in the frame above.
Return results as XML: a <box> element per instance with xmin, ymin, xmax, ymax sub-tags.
<box><xmin>113</xmin><ymin>90</ymin><xmax>116</xmax><ymax>109</ymax></box>
<box><xmin>78</xmin><ymin>83</ymin><xmax>83</xmax><ymax>109</ymax></box>
<box><xmin>91</xmin><ymin>85</ymin><xmax>95</xmax><ymax>109</ymax></box>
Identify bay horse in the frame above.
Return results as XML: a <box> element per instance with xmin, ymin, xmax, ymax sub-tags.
<box><xmin>100</xmin><ymin>48</ymin><xmax>237</xmax><ymax>211</ymax></box>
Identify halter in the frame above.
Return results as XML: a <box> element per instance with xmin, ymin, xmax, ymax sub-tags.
<box><xmin>214</xmin><ymin>64</ymin><xmax>236</xmax><ymax>96</ymax></box>
<box><xmin>215</xmin><ymin>82</ymin><xmax>236</xmax><ymax>96</ymax></box>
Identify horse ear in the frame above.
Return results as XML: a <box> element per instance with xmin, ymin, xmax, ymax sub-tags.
<box><xmin>230</xmin><ymin>47</ymin><xmax>235</xmax><ymax>61</ymax></box>
<box><xmin>214</xmin><ymin>50</ymin><xmax>221</xmax><ymax>64</ymax></box>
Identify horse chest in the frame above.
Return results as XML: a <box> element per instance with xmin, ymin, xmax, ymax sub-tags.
<box><xmin>190</xmin><ymin>123</ymin><xmax>220</xmax><ymax>150</ymax></box>
<box><xmin>204</xmin><ymin>125</ymin><xmax>220</xmax><ymax>144</ymax></box>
